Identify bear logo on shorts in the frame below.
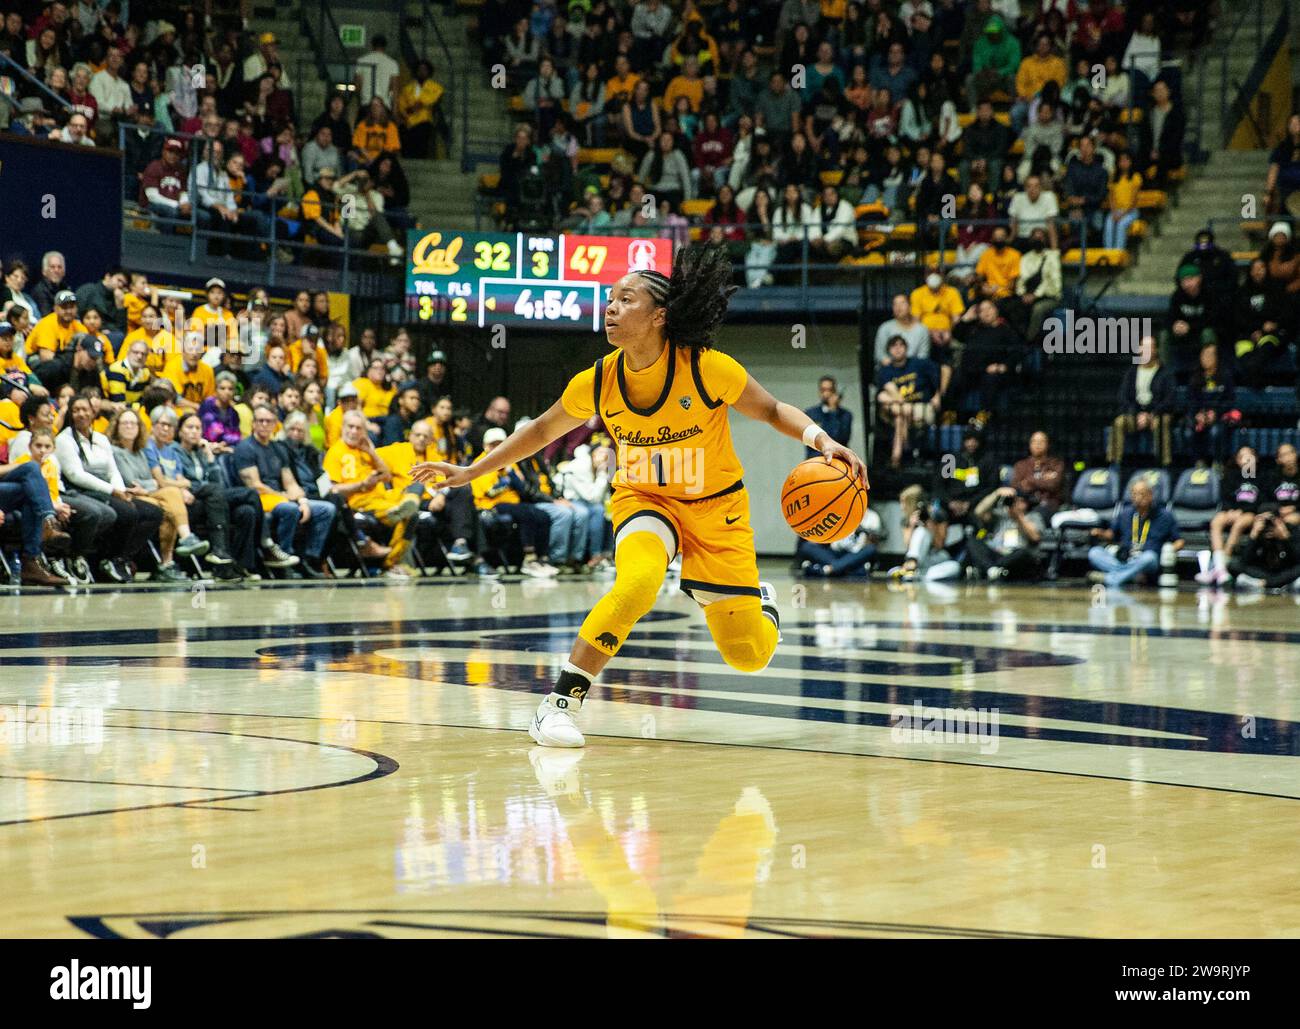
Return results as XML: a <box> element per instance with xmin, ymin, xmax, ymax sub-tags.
<box><xmin>595</xmin><ymin>632</ymin><xmax>619</xmax><ymax>650</ymax></box>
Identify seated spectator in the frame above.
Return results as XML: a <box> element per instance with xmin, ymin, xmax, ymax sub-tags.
<box><xmin>1061</xmin><ymin>136</ymin><xmax>1108</xmax><ymax>240</ymax></box>
<box><xmin>1260</xmin><ymin>221</ymin><xmax>1300</xmax><ymax>296</ymax></box>
<box><xmin>35</xmin><ymin>332</ymin><xmax>107</xmax><ymax>398</ymax></box>
<box><xmin>1102</xmin><ymin>149</ymin><xmax>1142</xmax><ymax>251</ymax></box>
<box><xmin>26</xmin><ymin>289</ymin><xmax>86</xmax><ymax>364</ymax></box>
<box><xmin>1087</xmin><ymin>477</ymin><xmax>1183</xmax><ymax>588</ymax></box>
<box><xmin>1010</xmin><ymin>430</ymin><xmax>1067</xmax><ymax>515</ymax></box>
<box><xmin>569</xmin><ymin>61</ymin><xmax>607</xmax><ymax>147</ymax></box>
<box><xmin>523</xmin><ymin>56</ymin><xmax>567</xmax><ymax>137</ymax></box>
<box><xmin>974</xmin><ymin>224</ymin><xmax>1021</xmax><ymax>300</ymax></box>
<box><xmin>910</xmin><ymin>272</ymin><xmax>965</xmax><ymax>387</ymax></box>
<box><xmin>503</xmin><ymin>17</ymin><xmax>540</xmax><ymax>88</ymax></box>
<box><xmin>324</xmin><ymin>409</ymin><xmax>420</xmax><ymax>577</ymax></box>
<box><xmin>1159</xmin><ymin>264</ymin><xmax>1218</xmax><ymax>374</ymax></box>
<box><xmin>809</xmin><ymin>184</ymin><xmax>858</xmax><ymax>262</ymax></box>
<box><xmin>195</xmin><ymin>141</ymin><xmax>266</xmax><ymax>259</ymax></box>
<box><xmin>233</xmin><ymin>405</ymin><xmax>337</xmax><ymax>576</ymax></box>
<box><xmin>1010</xmin><ymin>226</ymin><xmax>1061</xmax><ymax>340</ymax></box>
<box><xmin>108</xmin><ymin>407</ymin><xmax>210</xmax><ymax>581</ymax></box>
<box><xmin>150</xmin><ymin>410</ymin><xmax>249</xmax><ymax>579</ymax></box>
<box><xmin>888</xmin><ymin>485</ymin><xmax>964</xmax><ymax>583</ymax></box>
<box><xmin>969</xmin><ymin>15</ymin><xmax>1019</xmax><ymax>103</ymax></box>
<box><xmin>470</xmin><ymin>426</ymin><xmax>556</xmax><ymax>576</ymax></box>
<box><xmin>380</xmin><ymin>381</ymin><xmax>423</xmax><ymax>446</ymax></box>
<box><xmin>1267</xmin><ymin>114</ymin><xmax>1300</xmax><ymax>216</ymax></box>
<box><xmin>771</xmin><ymin>182</ymin><xmax>819</xmax><ymax>279</ymax></box>
<box><xmin>335</xmin><ymin>168</ymin><xmax>405</xmax><ymax>262</ymax></box>
<box><xmin>755</xmin><ymin>72</ymin><xmax>802</xmax><ymax>149</ymax></box>
<box><xmin>637</xmin><ymin>132</ymin><xmax>694</xmax><ymax>209</ymax></box>
<box><xmin>378</xmin><ymin>417</ymin><xmax>483</xmax><ymax>572</ymax></box>
<box><xmin>1012</xmin><ymin>33</ymin><xmax>1066</xmax><ymax>133</ymax></box>
<box><xmin>961</xmin><ymin>99</ymin><xmax>1012</xmax><ymax>191</ymax></box>
<box><xmin>875</xmin><ymin>334</ymin><xmax>941</xmax><ymax>467</ymax></box>
<box><xmin>15</xmin><ymin>423</ymin><xmax>92</xmax><ymax>582</ymax></box>
<box><xmin>1016</xmin><ymin>101</ymin><xmax>1064</xmax><ymax>182</ymax></box>
<box><xmin>1008</xmin><ymin>173</ymin><xmax>1059</xmax><ymax>250</ymax></box>
<box><xmin>1185</xmin><ymin>342</ymin><xmax>1238</xmax><ymax>467</ymax></box>
<box><xmin>353</xmin><ymin>357</ymin><xmax>396</xmax><ymax>437</ymax></box>
<box><xmin>139</xmin><ymin>137</ymin><xmax>193</xmax><ymax>230</ymax></box>
<box><xmin>798</xmin><ymin>506</ymin><xmax>884</xmax><ymax>578</ymax></box>
<box><xmin>56</xmin><ymin>394</ymin><xmax>163</xmax><ymax>583</ymax></box>
<box><xmin>0</xmin><ymin>436</ymin><xmax>71</xmax><ymax>586</ymax></box>
<box><xmin>1196</xmin><ymin>445</ymin><xmax>1264</xmax><ymax>586</ymax></box>
<box><xmin>105</xmin><ymin>334</ymin><xmax>154</xmax><ymax>409</ymax></box>
<box><xmin>350</xmin><ymin>97</ymin><xmax>401</xmax><ymax>167</ymax></box>
<box><xmin>301</xmin><ymin>124</ymin><xmax>341</xmax><ymax>187</ymax></box>
<box><xmin>1233</xmin><ymin>258</ymin><xmax>1289</xmax><ymax>387</ymax></box>
<box><xmin>369</xmin><ymin>152</ymin><xmax>412</xmax><ymax>230</ymax></box>
<box><xmin>1229</xmin><ymin>508</ymin><xmax>1300</xmax><ymax>591</ymax></box>
<box><xmin>162</xmin><ymin>333</ymin><xmax>216</xmax><ymax>411</ymax></box>
<box><xmin>874</xmin><ymin>293</ymin><xmax>931</xmax><ymax>364</ymax></box>
<box><xmin>953</xmin><ymin>298</ymin><xmax>1017</xmax><ymax>423</ymax></box>
<box><xmin>559</xmin><ymin>442</ymin><xmax>613</xmax><ymax>570</ymax></box>
<box><xmin>691</xmin><ymin>110</ymin><xmax>734</xmax><ymax>196</ymax></box>
<box><xmin>967</xmin><ymin>485</ymin><xmax>1045</xmax><ymax>580</ymax></box>
<box><xmin>250</xmin><ymin>343</ymin><xmax>294</xmax><ymax>399</ymax></box>
<box><xmin>199</xmin><ymin>370</ymin><xmax>242</xmax><ymax>447</ymax></box>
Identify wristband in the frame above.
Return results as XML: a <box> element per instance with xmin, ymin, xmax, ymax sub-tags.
<box><xmin>802</xmin><ymin>423</ymin><xmax>824</xmax><ymax>450</ymax></box>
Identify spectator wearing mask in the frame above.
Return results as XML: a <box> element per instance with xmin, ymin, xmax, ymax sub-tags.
<box><xmin>973</xmin><ymin>224</ymin><xmax>1020</xmax><ymax>300</ymax></box>
<box><xmin>1087</xmin><ymin>477</ymin><xmax>1183</xmax><ymax>589</ymax></box>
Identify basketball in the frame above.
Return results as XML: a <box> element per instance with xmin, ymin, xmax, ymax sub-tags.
<box><xmin>780</xmin><ymin>456</ymin><xmax>868</xmax><ymax>543</ymax></box>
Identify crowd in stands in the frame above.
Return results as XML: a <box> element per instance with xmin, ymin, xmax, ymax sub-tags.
<box><xmin>487</xmin><ymin>0</ymin><xmax>1189</xmax><ymax>281</ymax></box>
<box><xmin>0</xmin><ymin>264</ymin><xmax>617</xmax><ymax>587</ymax></box>
<box><xmin>0</xmin><ymin>3</ymin><xmax>451</xmax><ymax>263</ymax></box>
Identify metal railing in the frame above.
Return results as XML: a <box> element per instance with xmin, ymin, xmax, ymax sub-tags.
<box><xmin>1218</xmin><ymin>0</ymin><xmax>1291</xmax><ymax>148</ymax></box>
<box><xmin>0</xmin><ymin>52</ymin><xmax>73</xmax><ymax>114</ymax></box>
<box><xmin>119</xmin><ymin>124</ymin><xmax>406</xmax><ymax>292</ymax></box>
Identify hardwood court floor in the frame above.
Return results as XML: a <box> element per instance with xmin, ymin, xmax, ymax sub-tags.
<box><xmin>1</xmin><ymin>572</ymin><xmax>1298</xmax><ymax>938</ymax></box>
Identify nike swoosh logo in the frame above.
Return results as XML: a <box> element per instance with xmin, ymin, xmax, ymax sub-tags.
<box><xmin>725</xmin><ymin>515</ymin><xmax>741</xmax><ymax>525</ymax></box>
<box><xmin>603</xmin><ymin>409</ymin><xmax>624</xmax><ymax>418</ymax></box>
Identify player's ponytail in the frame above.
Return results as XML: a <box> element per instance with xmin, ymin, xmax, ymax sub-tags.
<box><xmin>637</xmin><ymin>242</ymin><xmax>737</xmax><ymax>351</ymax></box>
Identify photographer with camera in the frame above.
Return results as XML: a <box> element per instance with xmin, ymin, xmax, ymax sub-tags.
<box><xmin>966</xmin><ymin>486</ymin><xmax>1045</xmax><ymax>581</ymax></box>
<box><xmin>1228</xmin><ymin>506</ymin><xmax>1300</xmax><ymax>591</ymax></box>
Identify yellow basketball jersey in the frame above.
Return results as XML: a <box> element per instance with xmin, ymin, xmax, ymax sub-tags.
<box><xmin>561</xmin><ymin>342</ymin><xmax>748</xmax><ymax>501</ymax></box>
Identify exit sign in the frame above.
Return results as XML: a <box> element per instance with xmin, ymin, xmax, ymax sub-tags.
<box><xmin>339</xmin><ymin>24</ymin><xmax>365</xmax><ymax>47</ymax></box>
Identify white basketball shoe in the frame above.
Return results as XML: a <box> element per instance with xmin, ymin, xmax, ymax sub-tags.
<box><xmin>529</xmin><ymin>694</ymin><xmax>586</xmax><ymax>748</ymax></box>
<box><xmin>759</xmin><ymin>581</ymin><xmax>782</xmax><ymax>643</ymax></box>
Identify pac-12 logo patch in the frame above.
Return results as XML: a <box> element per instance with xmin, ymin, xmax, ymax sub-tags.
<box><xmin>679</xmin><ymin>395</ymin><xmax>692</xmax><ymax>410</ymax></box>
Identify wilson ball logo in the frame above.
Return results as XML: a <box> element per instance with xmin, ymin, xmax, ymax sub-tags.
<box><xmin>797</xmin><ymin>510</ymin><xmax>843</xmax><ymax>540</ymax></box>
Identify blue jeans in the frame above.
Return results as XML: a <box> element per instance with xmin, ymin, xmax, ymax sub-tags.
<box><xmin>1102</xmin><ymin>209</ymin><xmax>1138</xmax><ymax>250</ymax></box>
<box><xmin>798</xmin><ymin>538</ymin><xmax>876</xmax><ymax>576</ymax></box>
<box><xmin>268</xmin><ymin>499</ymin><xmax>336</xmax><ymax>560</ymax></box>
<box><xmin>1088</xmin><ymin>545</ymin><xmax>1158</xmax><ymax>588</ymax></box>
<box><xmin>568</xmin><ymin>499</ymin><xmax>610</xmax><ymax>559</ymax></box>
<box><xmin>537</xmin><ymin>501</ymin><xmax>580</xmax><ymax>563</ymax></box>
<box><xmin>0</xmin><ymin>462</ymin><xmax>56</xmax><ymax>557</ymax></box>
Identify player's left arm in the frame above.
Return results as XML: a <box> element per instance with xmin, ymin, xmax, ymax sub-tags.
<box><xmin>733</xmin><ymin>375</ymin><xmax>868</xmax><ymax>487</ymax></box>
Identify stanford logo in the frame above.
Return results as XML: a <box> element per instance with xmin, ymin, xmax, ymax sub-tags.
<box><xmin>627</xmin><ymin>239</ymin><xmax>657</xmax><ymax>272</ymax></box>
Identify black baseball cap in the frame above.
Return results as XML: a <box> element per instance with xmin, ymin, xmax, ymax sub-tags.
<box><xmin>0</xmin><ymin>321</ymin><xmax>13</xmax><ymax>337</ymax></box>
<box><xmin>54</xmin><ymin>289</ymin><xmax>77</xmax><ymax>305</ymax></box>
<box><xmin>74</xmin><ymin>333</ymin><xmax>104</xmax><ymax>359</ymax></box>
<box><xmin>427</xmin><ymin>349</ymin><xmax>447</xmax><ymax>366</ymax></box>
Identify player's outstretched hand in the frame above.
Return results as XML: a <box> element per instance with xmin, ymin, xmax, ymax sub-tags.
<box><xmin>820</xmin><ymin>440</ymin><xmax>869</xmax><ymax>490</ymax></box>
<box><xmin>411</xmin><ymin>461</ymin><xmax>473</xmax><ymax>488</ymax></box>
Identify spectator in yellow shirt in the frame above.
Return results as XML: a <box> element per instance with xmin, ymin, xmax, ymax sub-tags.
<box><xmin>662</xmin><ymin>56</ymin><xmax>705</xmax><ymax>112</ymax></box>
<box><xmin>605</xmin><ymin>56</ymin><xmax>641</xmax><ymax>109</ymax></box>
<box><xmin>396</xmin><ymin>59</ymin><xmax>446</xmax><ymax>158</ymax></box>
<box><xmin>377</xmin><ymin>418</ymin><xmax>480</xmax><ymax>569</ymax></box>
<box><xmin>27</xmin><ymin>290</ymin><xmax>87</xmax><ymax>362</ymax></box>
<box><xmin>323</xmin><ymin>409</ymin><xmax>420</xmax><ymax>574</ymax></box>
<box><xmin>163</xmin><ymin>334</ymin><xmax>217</xmax><ymax>410</ymax></box>
<box><xmin>187</xmin><ymin>278</ymin><xmax>239</xmax><ymax>351</ymax></box>
<box><xmin>1103</xmin><ymin>150</ymin><xmax>1143</xmax><ymax>251</ymax></box>
<box><xmin>123</xmin><ymin>272</ymin><xmax>158</xmax><ymax>333</ymax></box>
<box><xmin>350</xmin><ymin>97</ymin><xmax>401</xmax><ymax>166</ymax></box>
<box><xmin>1013</xmin><ymin>35</ymin><xmax>1067</xmax><ymax>133</ymax></box>
<box><xmin>469</xmin><ymin>426</ymin><xmax>556</xmax><ymax>577</ymax></box>
<box><xmin>974</xmin><ymin>227</ymin><xmax>1022</xmax><ymax>299</ymax></box>
<box><xmin>287</xmin><ymin>324</ymin><xmax>330</xmax><ymax>379</ymax></box>
<box><xmin>353</xmin><ymin>356</ymin><xmax>396</xmax><ymax>433</ymax></box>
<box><xmin>910</xmin><ymin>273</ymin><xmax>966</xmax><ymax>343</ymax></box>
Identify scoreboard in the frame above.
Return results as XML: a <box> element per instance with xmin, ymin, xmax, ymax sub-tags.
<box><xmin>406</xmin><ymin>230</ymin><xmax>673</xmax><ymax>330</ymax></box>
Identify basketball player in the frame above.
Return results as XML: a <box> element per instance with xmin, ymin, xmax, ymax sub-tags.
<box><xmin>411</xmin><ymin>245</ymin><xmax>867</xmax><ymax>747</ymax></box>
